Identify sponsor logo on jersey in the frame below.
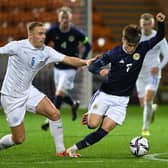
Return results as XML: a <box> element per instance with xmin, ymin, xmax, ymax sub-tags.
<box><xmin>133</xmin><ymin>53</ymin><xmax>140</xmax><ymax>60</ymax></box>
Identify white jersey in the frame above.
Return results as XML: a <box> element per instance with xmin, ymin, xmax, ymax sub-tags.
<box><xmin>139</xmin><ymin>30</ymin><xmax>168</xmax><ymax>77</ymax></box>
<box><xmin>0</xmin><ymin>39</ymin><xmax>65</xmax><ymax>97</ymax></box>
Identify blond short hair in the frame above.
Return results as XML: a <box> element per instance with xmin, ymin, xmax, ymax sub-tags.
<box><xmin>140</xmin><ymin>13</ymin><xmax>154</xmax><ymax>21</ymax></box>
<box><xmin>57</xmin><ymin>6</ymin><xmax>72</xmax><ymax>18</ymax></box>
<box><xmin>27</xmin><ymin>22</ymin><xmax>44</xmax><ymax>33</ymax></box>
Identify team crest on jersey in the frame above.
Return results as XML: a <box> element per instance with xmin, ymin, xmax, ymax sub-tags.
<box><xmin>69</xmin><ymin>36</ymin><xmax>75</xmax><ymax>42</ymax></box>
<box><xmin>56</xmin><ymin>36</ymin><xmax>59</xmax><ymax>40</ymax></box>
<box><xmin>133</xmin><ymin>53</ymin><xmax>140</xmax><ymax>60</ymax></box>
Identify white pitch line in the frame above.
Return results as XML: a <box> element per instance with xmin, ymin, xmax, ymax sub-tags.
<box><xmin>0</xmin><ymin>160</ymin><xmax>104</xmax><ymax>165</ymax></box>
<box><xmin>144</xmin><ymin>153</ymin><xmax>168</xmax><ymax>162</ymax></box>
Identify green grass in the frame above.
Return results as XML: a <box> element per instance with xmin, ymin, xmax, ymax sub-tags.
<box><xmin>0</xmin><ymin>105</ymin><xmax>168</xmax><ymax>168</ymax></box>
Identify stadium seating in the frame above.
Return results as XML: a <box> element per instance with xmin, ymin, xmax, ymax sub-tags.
<box><xmin>0</xmin><ymin>0</ymin><xmax>116</xmax><ymax>53</ymax></box>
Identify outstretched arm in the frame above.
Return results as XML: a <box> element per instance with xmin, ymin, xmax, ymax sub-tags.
<box><xmin>62</xmin><ymin>55</ymin><xmax>98</xmax><ymax>67</ymax></box>
<box><xmin>141</xmin><ymin>13</ymin><xmax>166</xmax><ymax>53</ymax></box>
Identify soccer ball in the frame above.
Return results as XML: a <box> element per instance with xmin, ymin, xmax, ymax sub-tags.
<box><xmin>129</xmin><ymin>136</ymin><xmax>149</xmax><ymax>156</ymax></box>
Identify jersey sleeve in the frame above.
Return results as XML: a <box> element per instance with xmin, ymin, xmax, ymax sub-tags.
<box><xmin>88</xmin><ymin>50</ymin><xmax>112</xmax><ymax>74</ymax></box>
<box><xmin>45</xmin><ymin>46</ymin><xmax>65</xmax><ymax>65</ymax></box>
<box><xmin>140</xmin><ymin>22</ymin><xmax>165</xmax><ymax>55</ymax></box>
<box><xmin>77</xmin><ymin>29</ymin><xmax>91</xmax><ymax>59</ymax></box>
<box><xmin>0</xmin><ymin>41</ymin><xmax>18</xmax><ymax>56</ymax></box>
<box><xmin>76</xmin><ymin>29</ymin><xmax>88</xmax><ymax>43</ymax></box>
<box><xmin>160</xmin><ymin>38</ymin><xmax>168</xmax><ymax>69</ymax></box>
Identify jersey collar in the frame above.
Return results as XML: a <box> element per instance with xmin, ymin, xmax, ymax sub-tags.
<box><xmin>26</xmin><ymin>39</ymin><xmax>44</xmax><ymax>50</ymax></box>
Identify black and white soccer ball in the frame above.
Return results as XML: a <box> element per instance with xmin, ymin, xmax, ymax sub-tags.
<box><xmin>129</xmin><ymin>136</ymin><xmax>149</xmax><ymax>157</ymax></box>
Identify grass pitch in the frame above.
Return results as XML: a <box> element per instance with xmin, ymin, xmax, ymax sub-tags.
<box><xmin>0</xmin><ymin>105</ymin><xmax>168</xmax><ymax>168</ymax></box>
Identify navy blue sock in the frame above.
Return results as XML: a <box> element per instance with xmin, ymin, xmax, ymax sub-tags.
<box><xmin>63</xmin><ymin>95</ymin><xmax>74</xmax><ymax>106</ymax></box>
<box><xmin>76</xmin><ymin>128</ymin><xmax>108</xmax><ymax>150</ymax></box>
<box><xmin>54</xmin><ymin>96</ymin><xmax>63</xmax><ymax>109</ymax></box>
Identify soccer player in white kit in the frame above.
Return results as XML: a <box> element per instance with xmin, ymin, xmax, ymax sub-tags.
<box><xmin>136</xmin><ymin>13</ymin><xmax>168</xmax><ymax>136</ymax></box>
<box><xmin>0</xmin><ymin>22</ymin><xmax>94</xmax><ymax>157</ymax></box>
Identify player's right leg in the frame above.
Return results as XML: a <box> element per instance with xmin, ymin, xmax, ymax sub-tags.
<box><xmin>60</xmin><ymin>69</ymin><xmax>78</xmax><ymax>121</ymax></box>
<box><xmin>67</xmin><ymin>117</ymin><xmax>116</xmax><ymax>157</ymax></box>
<box><xmin>142</xmin><ymin>89</ymin><xmax>156</xmax><ymax>136</ymax></box>
<box><xmin>0</xmin><ymin>123</ymin><xmax>25</xmax><ymax>150</ymax></box>
<box><xmin>136</xmin><ymin>76</ymin><xmax>151</xmax><ymax>136</ymax></box>
<box><xmin>0</xmin><ymin>94</ymin><xmax>27</xmax><ymax>150</ymax></box>
<box><xmin>141</xmin><ymin>74</ymin><xmax>160</xmax><ymax>136</ymax></box>
<box><xmin>63</xmin><ymin>95</ymin><xmax>80</xmax><ymax>121</ymax></box>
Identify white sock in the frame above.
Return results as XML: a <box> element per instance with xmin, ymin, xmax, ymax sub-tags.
<box><xmin>49</xmin><ymin>119</ymin><xmax>65</xmax><ymax>153</ymax></box>
<box><xmin>142</xmin><ymin>101</ymin><xmax>153</xmax><ymax>130</ymax></box>
<box><xmin>0</xmin><ymin>134</ymin><xmax>15</xmax><ymax>150</ymax></box>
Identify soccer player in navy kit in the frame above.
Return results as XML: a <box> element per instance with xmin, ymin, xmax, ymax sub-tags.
<box><xmin>41</xmin><ymin>7</ymin><xmax>91</xmax><ymax>131</ymax></box>
<box><xmin>66</xmin><ymin>12</ymin><xmax>165</xmax><ymax>157</ymax></box>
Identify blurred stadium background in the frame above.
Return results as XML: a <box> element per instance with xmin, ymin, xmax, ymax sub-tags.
<box><xmin>0</xmin><ymin>0</ymin><xmax>168</xmax><ymax>107</ymax></box>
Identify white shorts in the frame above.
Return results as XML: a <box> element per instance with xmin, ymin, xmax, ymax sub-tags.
<box><xmin>0</xmin><ymin>85</ymin><xmax>45</xmax><ymax>127</ymax></box>
<box><xmin>53</xmin><ymin>68</ymin><xmax>77</xmax><ymax>93</ymax></box>
<box><xmin>136</xmin><ymin>73</ymin><xmax>161</xmax><ymax>98</ymax></box>
<box><xmin>88</xmin><ymin>90</ymin><xmax>129</xmax><ymax>125</ymax></box>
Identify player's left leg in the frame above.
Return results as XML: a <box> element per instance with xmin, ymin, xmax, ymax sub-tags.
<box><xmin>27</xmin><ymin>86</ymin><xmax>65</xmax><ymax>156</ymax></box>
<box><xmin>66</xmin><ymin>117</ymin><xmax>117</xmax><ymax>157</ymax></box>
<box><xmin>35</xmin><ymin>97</ymin><xmax>66</xmax><ymax>156</ymax></box>
<box><xmin>41</xmin><ymin>68</ymin><xmax>65</xmax><ymax>131</ymax></box>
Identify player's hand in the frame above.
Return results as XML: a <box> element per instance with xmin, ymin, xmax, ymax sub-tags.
<box><xmin>151</xmin><ymin>67</ymin><xmax>159</xmax><ymax>75</ymax></box>
<box><xmin>156</xmin><ymin>12</ymin><xmax>165</xmax><ymax>22</ymax></box>
<box><xmin>81</xmin><ymin>112</ymin><xmax>88</xmax><ymax>125</ymax></box>
<box><xmin>99</xmin><ymin>69</ymin><xmax>109</xmax><ymax>77</ymax></box>
<box><xmin>85</xmin><ymin>55</ymin><xmax>100</xmax><ymax>66</ymax></box>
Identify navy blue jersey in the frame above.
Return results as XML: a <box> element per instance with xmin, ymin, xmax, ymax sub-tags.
<box><xmin>88</xmin><ymin>22</ymin><xmax>165</xmax><ymax>96</ymax></box>
<box><xmin>45</xmin><ymin>24</ymin><xmax>90</xmax><ymax>69</ymax></box>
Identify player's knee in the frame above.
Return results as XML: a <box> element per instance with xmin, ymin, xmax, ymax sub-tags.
<box><xmin>145</xmin><ymin>90</ymin><xmax>155</xmax><ymax>102</ymax></box>
<box><xmin>139</xmin><ymin>100</ymin><xmax>144</xmax><ymax>107</ymax></box>
<box><xmin>88</xmin><ymin>121</ymin><xmax>99</xmax><ymax>129</ymax></box>
<box><xmin>50</xmin><ymin>110</ymin><xmax>61</xmax><ymax>121</ymax></box>
<box><xmin>145</xmin><ymin>94</ymin><xmax>154</xmax><ymax>102</ymax></box>
<box><xmin>13</xmin><ymin>135</ymin><xmax>25</xmax><ymax>144</ymax></box>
